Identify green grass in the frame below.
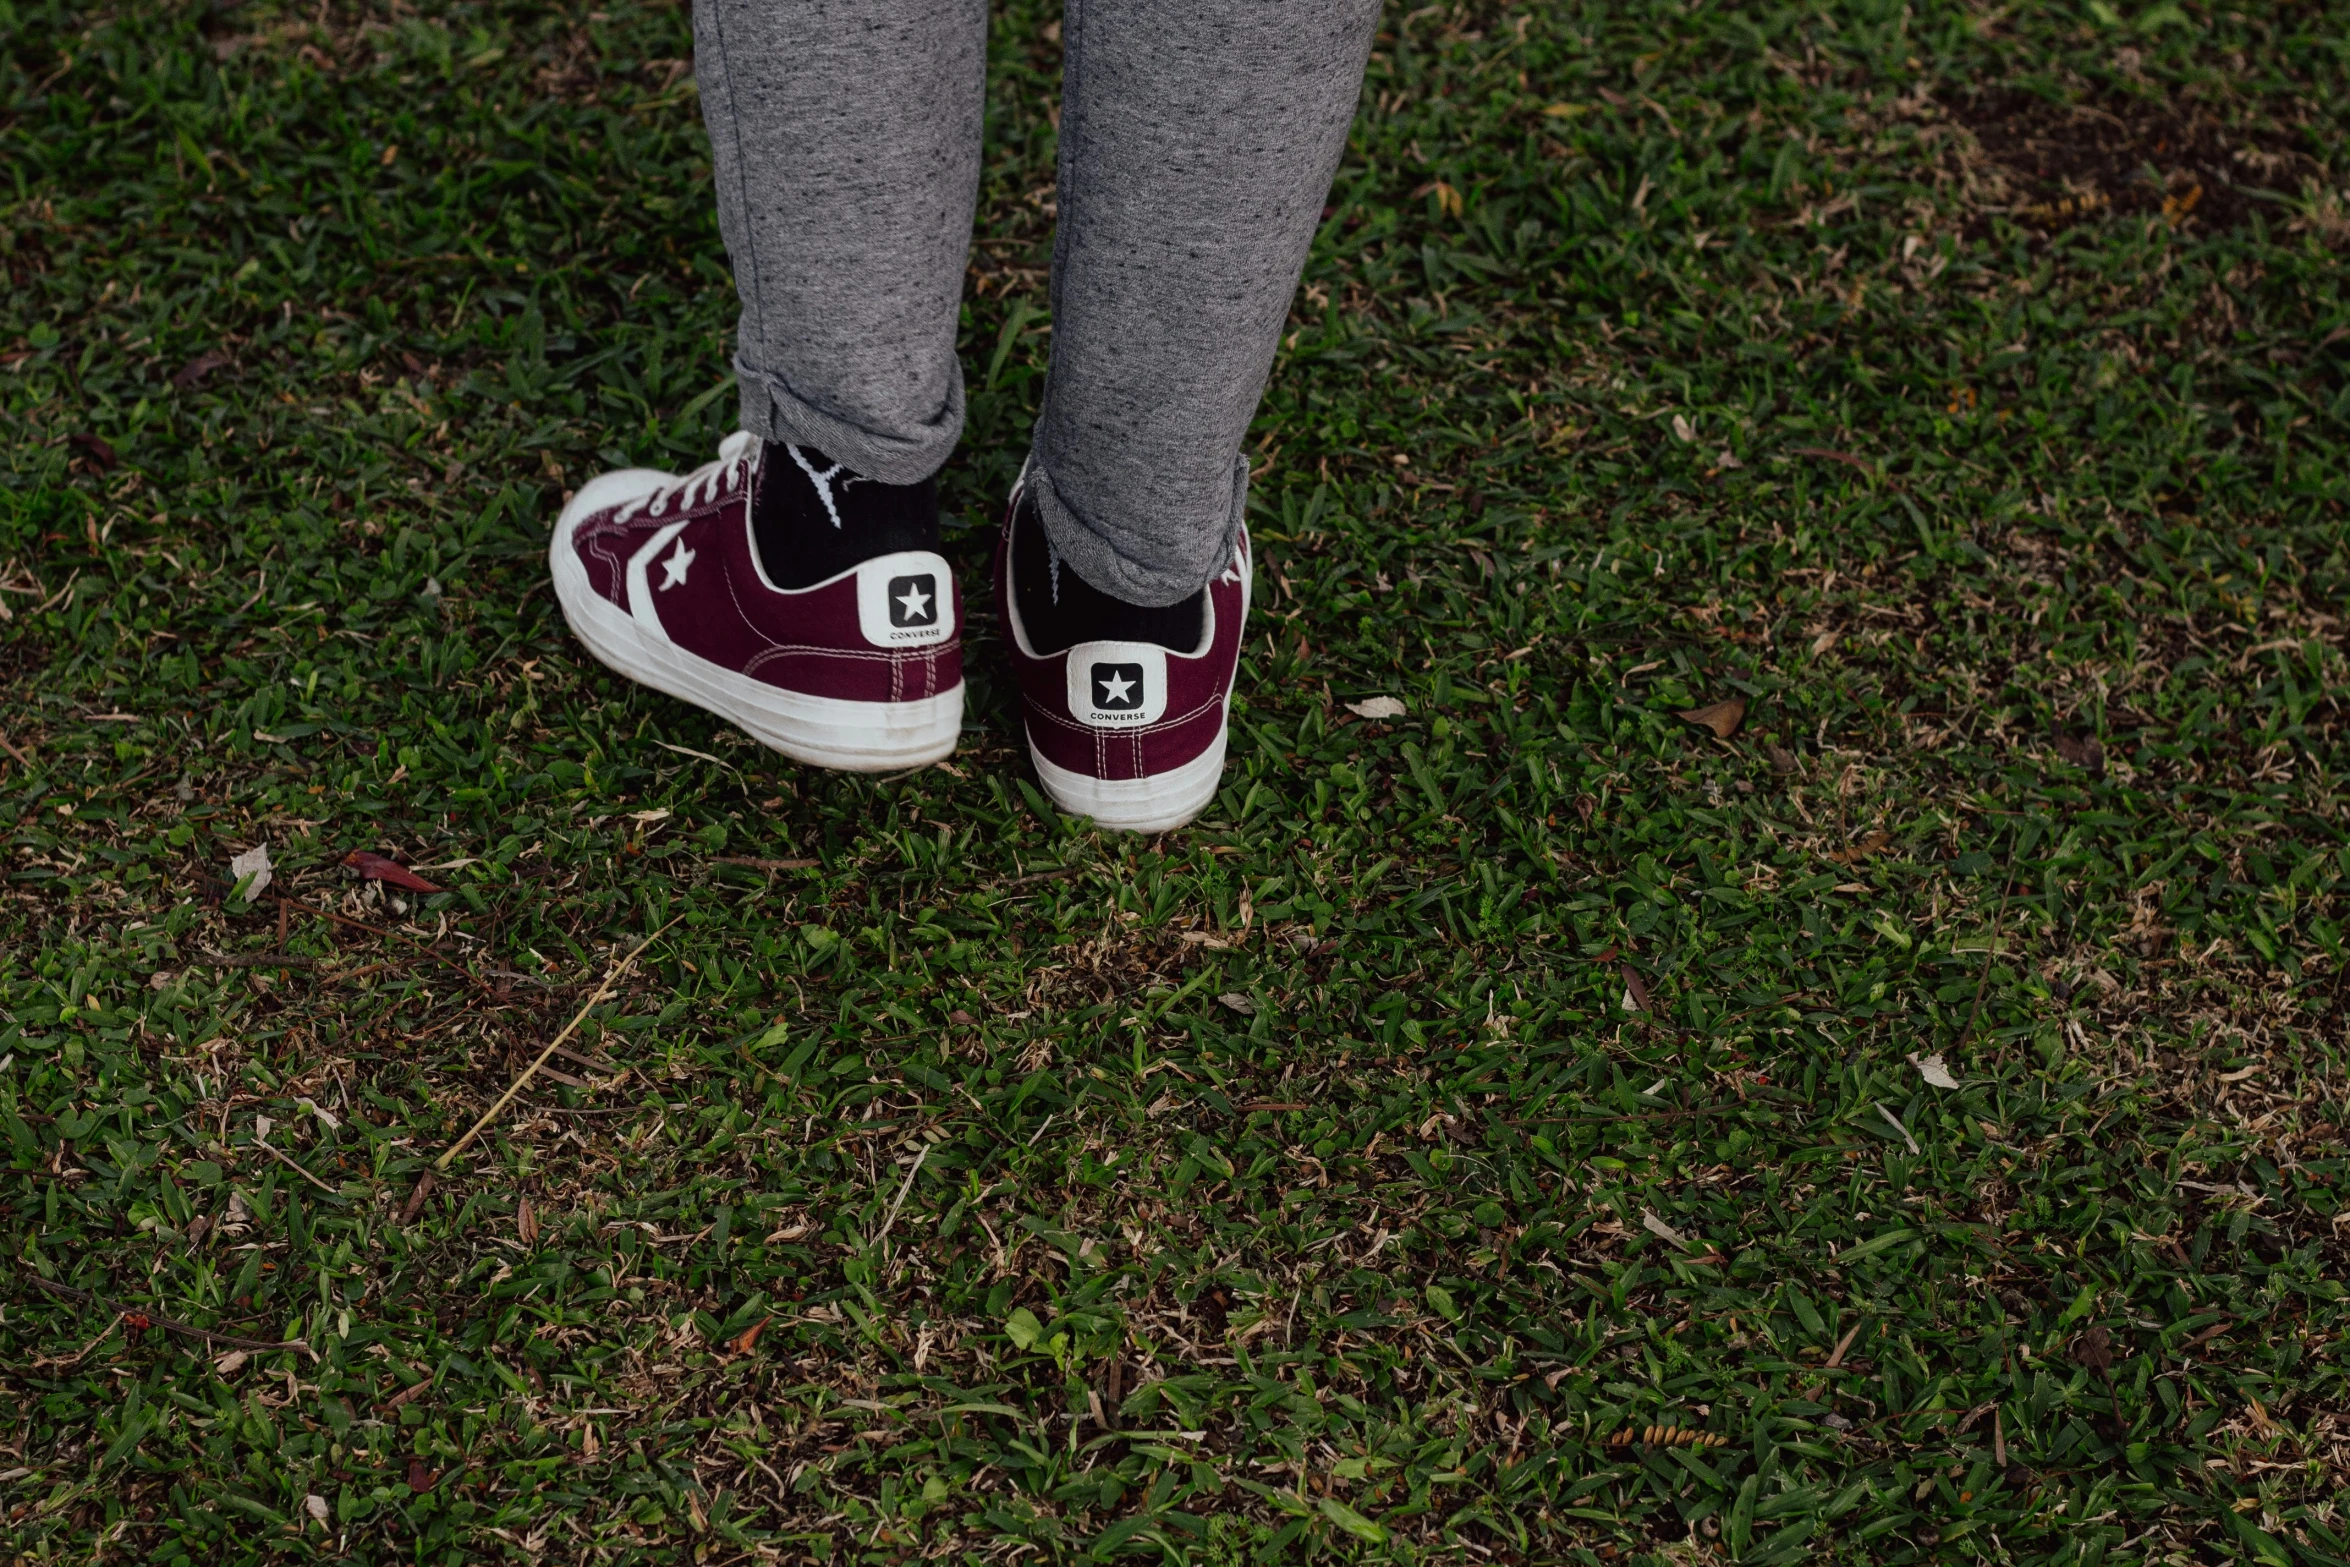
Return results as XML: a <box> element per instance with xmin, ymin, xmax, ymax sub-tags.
<box><xmin>4</xmin><ymin>0</ymin><xmax>2349</xmax><ymax>1560</ymax></box>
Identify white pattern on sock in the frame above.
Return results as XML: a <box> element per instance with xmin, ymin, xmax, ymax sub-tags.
<box><xmin>786</xmin><ymin>444</ymin><xmax>856</xmax><ymax>530</ymax></box>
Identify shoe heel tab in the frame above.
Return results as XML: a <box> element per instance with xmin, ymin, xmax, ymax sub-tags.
<box><xmin>855</xmin><ymin>552</ymin><xmax>957</xmax><ymax>649</ymax></box>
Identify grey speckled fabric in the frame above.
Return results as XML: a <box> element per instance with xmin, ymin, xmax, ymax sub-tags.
<box><xmin>694</xmin><ymin>0</ymin><xmax>1379</xmax><ymax>605</ymax></box>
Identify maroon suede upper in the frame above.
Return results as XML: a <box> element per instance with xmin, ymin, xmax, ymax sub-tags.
<box><xmin>573</xmin><ymin>496</ymin><xmax>660</xmax><ymax>610</ymax></box>
<box><xmin>994</xmin><ymin>496</ymin><xmax>1247</xmax><ymax>783</ymax></box>
<box><xmin>567</xmin><ymin>470</ymin><xmax>960</xmax><ymax>706</ymax></box>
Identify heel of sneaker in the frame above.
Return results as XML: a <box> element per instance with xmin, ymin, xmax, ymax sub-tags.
<box><xmin>736</xmin><ymin>692</ymin><xmax>964</xmax><ymax>773</ymax></box>
<box><xmin>1027</xmin><ymin>730</ymin><xmax>1226</xmax><ymax>833</ymax></box>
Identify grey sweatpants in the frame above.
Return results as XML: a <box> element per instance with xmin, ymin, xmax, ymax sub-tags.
<box><xmin>693</xmin><ymin>0</ymin><xmax>1380</xmax><ymax>606</ymax></box>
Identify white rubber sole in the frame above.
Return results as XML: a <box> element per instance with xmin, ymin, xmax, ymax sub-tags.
<box><xmin>1029</xmin><ymin>727</ymin><xmax>1229</xmax><ymax>833</ymax></box>
<box><xmin>549</xmin><ymin>484</ymin><xmax>963</xmax><ymax>773</ymax></box>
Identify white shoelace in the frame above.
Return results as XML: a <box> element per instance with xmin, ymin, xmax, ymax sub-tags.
<box><xmin>615</xmin><ymin>430</ymin><xmax>758</xmax><ymax>523</ymax></box>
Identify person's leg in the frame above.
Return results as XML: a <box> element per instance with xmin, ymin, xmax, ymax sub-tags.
<box><xmin>1024</xmin><ymin>0</ymin><xmax>1381</xmax><ymax>607</ymax></box>
<box><xmin>695</xmin><ymin>0</ymin><xmax>989</xmax><ymax>486</ymax></box>
<box><xmin>547</xmin><ymin>0</ymin><xmax>985</xmax><ymax>773</ymax></box>
<box><xmin>991</xmin><ymin>0</ymin><xmax>1377</xmax><ymax>832</ymax></box>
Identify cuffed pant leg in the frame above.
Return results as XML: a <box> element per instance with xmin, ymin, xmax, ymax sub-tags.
<box><xmin>1025</xmin><ymin>0</ymin><xmax>1380</xmax><ymax>604</ymax></box>
<box><xmin>695</xmin><ymin>0</ymin><xmax>989</xmax><ymax>484</ymax></box>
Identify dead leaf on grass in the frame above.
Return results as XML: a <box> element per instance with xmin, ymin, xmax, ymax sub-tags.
<box><xmin>517</xmin><ymin>1196</ymin><xmax>538</xmax><ymax>1246</ymax></box>
<box><xmin>375</xmin><ymin>1373</ymin><xmax>434</xmax><ymax>1417</ymax></box>
<box><xmin>1675</xmin><ymin>696</ymin><xmax>1745</xmax><ymax>738</ymax></box>
<box><xmin>344</xmin><ymin>849</ymin><xmax>442</xmax><ymax>893</ymax></box>
<box><xmin>1640</xmin><ymin>1211</ymin><xmax>1689</xmax><ymax>1247</ymax></box>
<box><xmin>1828</xmin><ymin>830</ymin><xmax>1891</xmax><ymax>864</ymax></box>
<box><xmin>1344</xmin><ymin>695</ymin><xmax>1407</xmax><ymax>720</ymax></box>
<box><xmin>1619</xmin><ymin>963</ymin><xmax>1652</xmax><ymax>1013</ymax></box>
<box><xmin>399</xmin><ymin>1170</ymin><xmax>437</xmax><ymax>1225</ymax></box>
<box><xmin>68</xmin><ymin>432</ymin><xmax>118</xmax><ymax>471</ymax></box>
<box><xmin>2051</xmin><ymin>730</ymin><xmax>2105</xmax><ymax>775</ymax></box>
<box><xmin>227</xmin><ymin>842</ymin><xmax>273</xmax><ymax>899</ymax></box>
<box><xmin>732</xmin><ymin>1314</ymin><xmax>771</xmax><ymax>1355</ymax></box>
<box><xmin>405</xmin><ymin>1457</ymin><xmax>435</xmax><ymax>1493</ymax></box>
<box><xmin>2073</xmin><ymin>1324</ymin><xmax>2113</xmax><ymax>1374</ymax></box>
<box><xmin>1908</xmin><ymin>1052</ymin><xmax>1960</xmax><ymax>1089</ymax></box>
<box><xmin>1767</xmin><ymin>744</ymin><xmax>1799</xmax><ymax>774</ymax></box>
<box><xmin>1217</xmin><ymin>992</ymin><xmax>1257</xmax><ymax>1016</ymax></box>
<box><xmin>172</xmin><ymin>348</ymin><xmax>233</xmax><ymax>390</ymax></box>
<box><xmin>1877</xmin><ymin>1102</ymin><xmax>1920</xmax><ymax>1155</ymax></box>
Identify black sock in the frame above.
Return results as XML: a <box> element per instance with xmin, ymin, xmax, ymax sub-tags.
<box><xmin>1010</xmin><ymin>490</ymin><xmax>1204</xmax><ymax>657</ymax></box>
<box><xmin>750</xmin><ymin>441</ymin><xmax>940</xmax><ymax>591</ymax></box>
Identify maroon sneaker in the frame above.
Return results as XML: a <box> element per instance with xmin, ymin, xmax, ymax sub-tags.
<box><xmin>994</xmin><ymin>470</ymin><xmax>1250</xmax><ymax>832</ymax></box>
<box><xmin>550</xmin><ymin>432</ymin><xmax>962</xmax><ymax>770</ymax></box>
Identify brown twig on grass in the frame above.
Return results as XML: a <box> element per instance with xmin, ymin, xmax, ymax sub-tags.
<box><xmin>1792</xmin><ymin>445</ymin><xmax>1876</xmax><ymax>475</ymax></box>
<box><xmin>434</xmin><ymin>919</ymin><xmax>679</xmax><ymax>1171</ymax></box>
<box><xmin>31</xmin><ymin>1311</ymin><xmax>125</xmax><ymax>1370</ymax></box>
<box><xmin>1000</xmin><ymin>864</ymin><xmax>1086</xmax><ymax>889</ymax></box>
<box><xmin>1955</xmin><ymin>877</ymin><xmax>2017</xmax><ymax>1052</ymax></box>
<box><xmin>21</xmin><ymin>1272</ymin><xmax>311</xmax><ymax>1356</ymax></box>
<box><xmin>252</xmin><ymin>1135</ymin><xmax>343</xmax><ymax>1196</ymax></box>
<box><xmin>278</xmin><ymin>897</ymin><xmax>498</xmax><ymax>994</ymax></box>
<box><xmin>1502</xmin><ymin>1100</ymin><xmax>1810</xmax><ymax>1131</ymax></box>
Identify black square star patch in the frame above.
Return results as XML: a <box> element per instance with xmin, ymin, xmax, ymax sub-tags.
<box><xmin>1091</xmin><ymin>661</ymin><xmax>1145</xmax><ymax>711</ymax></box>
<box><xmin>887</xmin><ymin>574</ymin><xmax>939</xmax><ymax>627</ymax></box>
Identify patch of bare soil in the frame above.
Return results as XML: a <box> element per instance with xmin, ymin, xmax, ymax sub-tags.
<box><xmin>1952</xmin><ymin>88</ymin><xmax>2316</xmax><ymax>234</ymax></box>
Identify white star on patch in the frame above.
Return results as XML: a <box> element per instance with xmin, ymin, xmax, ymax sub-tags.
<box><xmin>1098</xmin><ymin>671</ymin><xmax>1135</xmax><ymax>705</ymax></box>
<box><xmin>895</xmin><ymin>580</ymin><xmax>932</xmax><ymax>622</ymax></box>
<box><xmin>658</xmin><ymin>539</ymin><xmax>695</xmax><ymax>590</ymax></box>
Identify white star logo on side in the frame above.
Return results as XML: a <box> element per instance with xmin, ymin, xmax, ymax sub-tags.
<box><xmin>895</xmin><ymin>581</ymin><xmax>932</xmax><ymax>622</ymax></box>
<box><xmin>659</xmin><ymin>539</ymin><xmax>695</xmax><ymax>590</ymax></box>
<box><xmin>1098</xmin><ymin>671</ymin><xmax>1135</xmax><ymax>705</ymax></box>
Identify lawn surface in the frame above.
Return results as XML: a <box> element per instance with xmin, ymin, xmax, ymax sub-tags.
<box><xmin>3</xmin><ymin>0</ymin><xmax>2349</xmax><ymax>1561</ymax></box>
